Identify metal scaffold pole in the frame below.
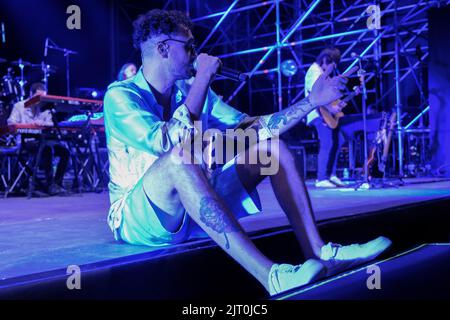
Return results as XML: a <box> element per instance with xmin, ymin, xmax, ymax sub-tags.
<box><xmin>276</xmin><ymin>0</ymin><xmax>282</xmax><ymax>111</ymax></box>
<box><xmin>178</xmin><ymin>0</ymin><xmax>449</xmax><ymax>177</ymax></box>
<box><xmin>394</xmin><ymin>0</ymin><xmax>404</xmax><ymax>177</ymax></box>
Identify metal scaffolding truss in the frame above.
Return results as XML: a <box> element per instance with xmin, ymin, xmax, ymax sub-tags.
<box><xmin>163</xmin><ymin>0</ymin><xmax>449</xmax><ymax>176</ymax></box>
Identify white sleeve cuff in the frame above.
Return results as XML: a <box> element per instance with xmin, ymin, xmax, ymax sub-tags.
<box><xmin>172</xmin><ymin>104</ymin><xmax>194</xmax><ymax>129</ymax></box>
<box><xmin>257</xmin><ymin>117</ymin><xmax>275</xmax><ymax>140</ymax></box>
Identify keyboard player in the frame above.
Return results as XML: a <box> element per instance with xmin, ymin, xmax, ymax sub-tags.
<box><xmin>7</xmin><ymin>82</ymin><xmax>70</xmax><ymax>195</ymax></box>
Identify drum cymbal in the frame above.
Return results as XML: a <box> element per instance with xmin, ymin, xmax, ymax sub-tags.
<box><xmin>11</xmin><ymin>59</ymin><xmax>32</xmax><ymax>67</ymax></box>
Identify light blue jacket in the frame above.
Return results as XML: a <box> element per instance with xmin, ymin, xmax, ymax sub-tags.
<box><xmin>103</xmin><ymin>68</ymin><xmax>247</xmax><ymax>236</ymax></box>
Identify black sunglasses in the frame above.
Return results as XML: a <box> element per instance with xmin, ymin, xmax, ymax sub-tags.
<box><xmin>159</xmin><ymin>38</ymin><xmax>197</xmax><ymax>53</ymax></box>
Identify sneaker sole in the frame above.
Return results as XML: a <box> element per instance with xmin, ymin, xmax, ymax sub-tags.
<box><xmin>324</xmin><ymin>237</ymin><xmax>392</xmax><ymax>277</ymax></box>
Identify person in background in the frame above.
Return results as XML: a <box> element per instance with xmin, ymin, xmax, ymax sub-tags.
<box><xmin>305</xmin><ymin>47</ymin><xmax>383</xmax><ymax>188</ymax></box>
<box><xmin>7</xmin><ymin>82</ymin><xmax>70</xmax><ymax>195</ymax></box>
<box><xmin>117</xmin><ymin>62</ymin><xmax>138</xmax><ymax>81</ymax></box>
<box><xmin>305</xmin><ymin>47</ymin><xmax>347</xmax><ymax>188</ymax></box>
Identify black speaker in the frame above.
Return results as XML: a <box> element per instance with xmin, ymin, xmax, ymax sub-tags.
<box><xmin>429</xmin><ymin>6</ymin><xmax>450</xmax><ymax>176</ymax></box>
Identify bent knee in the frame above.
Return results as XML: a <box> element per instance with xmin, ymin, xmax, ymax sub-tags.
<box><xmin>167</xmin><ymin>144</ymin><xmax>205</xmax><ymax>167</ymax></box>
<box><xmin>152</xmin><ymin>148</ymin><xmax>203</xmax><ymax>182</ymax></box>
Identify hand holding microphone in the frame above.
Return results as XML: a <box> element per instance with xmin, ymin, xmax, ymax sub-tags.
<box><xmin>192</xmin><ymin>53</ymin><xmax>222</xmax><ymax>84</ymax></box>
<box><xmin>185</xmin><ymin>54</ymin><xmax>248</xmax><ymax>119</ymax></box>
<box><xmin>192</xmin><ymin>54</ymin><xmax>248</xmax><ymax>82</ymax></box>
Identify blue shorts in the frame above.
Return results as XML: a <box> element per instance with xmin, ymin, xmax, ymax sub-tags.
<box><xmin>118</xmin><ymin>159</ymin><xmax>262</xmax><ymax>246</ymax></box>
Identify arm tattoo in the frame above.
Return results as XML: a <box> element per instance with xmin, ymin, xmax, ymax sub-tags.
<box><xmin>199</xmin><ymin>196</ymin><xmax>239</xmax><ymax>249</ymax></box>
<box><xmin>251</xmin><ymin>97</ymin><xmax>315</xmax><ymax>139</ymax></box>
<box><xmin>265</xmin><ymin>97</ymin><xmax>314</xmax><ymax>130</ymax></box>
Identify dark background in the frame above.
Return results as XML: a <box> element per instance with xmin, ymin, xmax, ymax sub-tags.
<box><xmin>0</xmin><ymin>0</ymin><xmax>298</xmax><ymax>126</ymax></box>
<box><xmin>0</xmin><ymin>0</ymin><xmax>250</xmax><ymax>101</ymax></box>
<box><xmin>0</xmin><ymin>1</ymin><xmax>438</xmax><ymax>137</ymax></box>
<box><xmin>0</xmin><ymin>0</ymin><xmax>126</xmax><ymax>97</ymax></box>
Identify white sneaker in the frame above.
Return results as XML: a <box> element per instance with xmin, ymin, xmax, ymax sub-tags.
<box><xmin>315</xmin><ymin>179</ymin><xmax>336</xmax><ymax>188</ymax></box>
<box><xmin>329</xmin><ymin>175</ymin><xmax>346</xmax><ymax>187</ymax></box>
<box><xmin>268</xmin><ymin>259</ymin><xmax>326</xmax><ymax>296</ymax></box>
<box><xmin>320</xmin><ymin>236</ymin><xmax>392</xmax><ymax>276</ymax></box>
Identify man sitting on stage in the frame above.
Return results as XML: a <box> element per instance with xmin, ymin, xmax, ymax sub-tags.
<box><xmin>7</xmin><ymin>82</ymin><xmax>70</xmax><ymax>195</ymax></box>
<box><xmin>305</xmin><ymin>47</ymin><xmax>383</xmax><ymax>188</ymax></box>
<box><xmin>104</xmin><ymin>9</ymin><xmax>391</xmax><ymax>296</ymax></box>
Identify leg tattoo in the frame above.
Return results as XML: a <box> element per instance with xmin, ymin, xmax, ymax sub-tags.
<box><xmin>199</xmin><ymin>196</ymin><xmax>239</xmax><ymax>249</ymax></box>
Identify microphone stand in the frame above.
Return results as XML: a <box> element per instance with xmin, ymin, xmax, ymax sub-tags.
<box><xmin>40</xmin><ymin>62</ymin><xmax>51</xmax><ymax>90</ymax></box>
<box><xmin>45</xmin><ymin>38</ymin><xmax>78</xmax><ymax>96</ymax></box>
<box><xmin>354</xmin><ymin>60</ymin><xmax>371</xmax><ymax>190</ymax></box>
<box><xmin>16</xmin><ymin>59</ymin><xmax>27</xmax><ymax>101</ymax></box>
<box><xmin>1</xmin><ymin>22</ymin><xmax>6</xmax><ymax>44</ymax></box>
<box><xmin>287</xmin><ymin>76</ymin><xmax>293</xmax><ymax>105</ymax></box>
<box><xmin>268</xmin><ymin>73</ymin><xmax>277</xmax><ymax>110</ymax></box>
<box><xmin>353</xmin><ymin>60</ymin><xmax>397</xmax><ymax>190</ymax></box>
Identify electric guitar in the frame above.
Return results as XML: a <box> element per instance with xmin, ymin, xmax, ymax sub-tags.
<box><xmin>318</xmin><ymin>86</ymin><xmax>361</xmax><ymax>129</ymax></box>
<box><xmin>378</xmin><ymin>111</ymin><xmax>397</xmax><ymax>173</ymax></box>
<box><xmin>366</xmin><ymin>111</ymin><xmax>397</xmax><ymax>179</ymax></box>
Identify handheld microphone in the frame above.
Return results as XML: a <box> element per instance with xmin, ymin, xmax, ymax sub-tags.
<box><xmin>44</xmin><ymin>37</ymin><xmax>48</xmax><ymax>57</ymax></box>
<box><xmin>193</xmin><ymin>58</ymin><xmax>249</xmax><ymax>82</ymax></box>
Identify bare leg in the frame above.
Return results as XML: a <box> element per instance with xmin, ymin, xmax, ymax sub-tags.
<box><xmin>235</xmin><ymin>139</ymin><xmax>325</xmax><ymax>259</ymax></box>
<box><xmin>142</xmin><ymin>150</ymin><xmax>273</xmax><ymax>291</ymax></box>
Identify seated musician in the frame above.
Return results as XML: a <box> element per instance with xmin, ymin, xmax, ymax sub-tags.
<box><xmin>7</xmin><ymin>82</ymin><xmax>70</xmax><ymax>195</ymax></box>
<box><xmin>103</xmin><ymin>9</ymin><xmax>391</xmax><ymax>296</ymax></box>
<box><xmin>305</xmin><ymin>47</ymin><xmax>381</xmax><ymax>188</ymax></box>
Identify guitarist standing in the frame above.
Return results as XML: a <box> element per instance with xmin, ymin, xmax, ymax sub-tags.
<box><xmin>305</xmin><ymin>47</ymin><xmax>382</xmax><ymax>188</ymax></box>
<box><xmin>306</xmin><ymin>47</ymin><xmax>347</xmax><ymax>188</ymax></box>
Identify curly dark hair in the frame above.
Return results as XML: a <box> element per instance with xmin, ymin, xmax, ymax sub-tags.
<box><xmin>132</xmin><ymin>9</ymin><xmax>193</xmax><ymax>50</ymax></box>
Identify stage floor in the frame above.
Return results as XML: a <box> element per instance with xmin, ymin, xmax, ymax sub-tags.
<box><xmin>0</xmin><ymin>178</ymin><xmax>449</xmax><ymax>282</ymax></box>
<box><xmin>276</xmin><ymin>243</ymin><xmax>450</xmax><ymax>300</ymax></box>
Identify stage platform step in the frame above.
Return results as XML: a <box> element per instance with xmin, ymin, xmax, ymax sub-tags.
<box><xmin>1</xmin><ymin>196</ymin><xmax>449</xmax><ymax>299</ymax></box>
<box><xmin>275</xmin><ymin>243</ymin><xmax>450</xmax><ymax>300</ymax></box>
